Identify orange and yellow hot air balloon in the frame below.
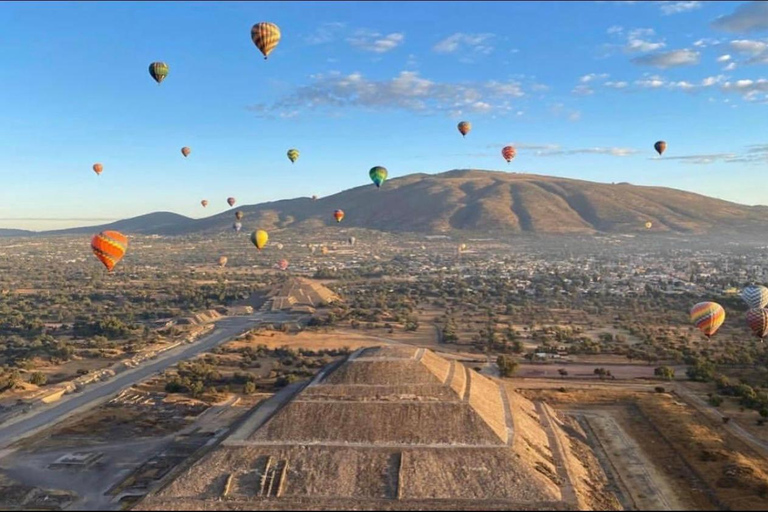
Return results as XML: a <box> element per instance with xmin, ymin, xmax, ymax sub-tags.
<box><xmin>93</xmin><ymin>163</ymin><xmax>103</xmax><ymax>176</ymax></box>
<box><xmin>91</xmin><ymin>231</ymin><xmax>128</xmax><ymax>272</ymax></box>
<box><xmin>251</xmin><ymin>22</ymin><xmax>281</xmax><ymax>60</ymax></box>
<box><xmin>502</xmin><ymin>146</ymin><xmax>516</xmax><ymax>163</ymax></box>
<box><xmin>690</xmin><ymin>301</ymin><xmax>725</xmax><ymax>339</ymax></box>
<box><xmin>457</xmin><ymin>121</ymin><xmax>471</xmax><ymax>137</ymax></box>
<box><xmin>181</xmin><ymin>147</ymin><xmax>191</xmax><ymax>157</ymax></box>
<box><xmin>333</xmin><ymin>209</ymin><xmax>344</xmax><ymax>223</ymax></box>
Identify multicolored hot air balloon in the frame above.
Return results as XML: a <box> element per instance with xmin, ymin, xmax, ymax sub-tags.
<box><xmin>287</xmin><ymin>149</ymin><xmax>299</xmax><ymax>163</ymax></box>
<box><xmin>251</xmin><ymin>230</ymin><xmax>268</xmax><ymax>251</ymax></box>
<box><xmin>218</xmin><ymin>256</ymin><xmax>228</xmax><ymax>268</ymax></box>
<box><xmin>457</xmin><ymin>121</ymin><xmax>471</xmax><ymax>138</ymax></box>
<box><xmin>741</xmin><ymin>285</ymin><xmax>768</xmax><ymax>310</ymax></box>
<box><xmin>278</xmin><ymin>259</ymin><xmax>289</xmax><ymax>271</ymax></box>
<box><xmin>645</xmin><ymin>221</ymin><xmax>653</xmax><ymax>230</ymax></box>
<box><xmin>502</xmin><ymin>146</ymin><xmax>516</xmax><ymax>163</ymax></box>
<box><xmin>201</xmin><ymin>199</ymin><xmax>208</xmax><ymax>208</ymax></box>
<box><xmin>333</xmin><ymin>209</ymin><xmax>344</xmax><ymax>223</ymax></box>
<box><xmin>251</xmin><ymin>22</ymin><xmax>281</xmax><ymax>60</ymax></box>
<box><xmin>654</xmin><ymin>140</ymin><xmax>667</xmax><ymax>156</ymax></box>
<box><xmin>227</xmin><ymin>197</ymin><xmax>236</xmax><ymax>207</ymax></box>
<box><xmin>746</xmin><ymin>308</ymin><xmax>768</xmax><ymax>340</ymax></box>
<box><xmin>93</xmin><ymin>163</ymin><xmax>103</xmax><ymax>176</ymax></box>
<box><xmin>690</xmin><ymin>301</ymin><xmax>726</xmax><ymax>339</ymax></box>
<box><xmin>233</xmin><ymin>222</ymin><xmax>242</xmax><ymax>233</ymax></box>
<box><xmin>235</xmin><ymin>211</ymin><xmax>243</xmax><ymax>221</ymax></box>
<box><xmin>181</xmin><ymin>147</ymin><xmax>191</xmax><ymax>157</ymax></box>
<box><xmin>91</xmin><ymin>231</ymin><xmax>128</xmax><ymax>272</ymax></box>
<box><xmin>149</xmin><ymin>62</ymin><xmax>169</xmax><ymax>85</ymax></box>
<box><xmin>369</xmin><ymin>166</ymin><xmax>388</xmax><ymax>188</ymax></box>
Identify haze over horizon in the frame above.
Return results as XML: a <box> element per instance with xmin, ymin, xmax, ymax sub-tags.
<box><xmin>3</xmin><ymin>1</ymin><xmax>768</xmax><ymax>231</ymax></box>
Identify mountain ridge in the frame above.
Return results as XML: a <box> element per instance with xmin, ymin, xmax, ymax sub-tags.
<box><xmin>4</xmin><ymin>170</ymin><xmax>767</xmax><ymax>237</ymax></box>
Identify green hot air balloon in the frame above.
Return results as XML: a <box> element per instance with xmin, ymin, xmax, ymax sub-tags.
<box><xmin>287</xmin><ymin>149</ymin><xmax>299</xmax><ymax>164</ymax></box>
<box><xmin>149</xmin><ymin>62</ymin><xmax>169</xmax><ymax>85</ymax></box>
<box><xmin>369</xmin><ymin>166</ymin><xmax>388</xmax><ymax>188</ymax></box>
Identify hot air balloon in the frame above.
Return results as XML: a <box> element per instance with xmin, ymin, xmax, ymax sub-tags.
<box><xmin>233</xmin><ymin>222</ymin><xmax>242</xmax><ymax>233</ymax></box>
<box><xmin>741</xmin><ymin>285</ymin><xmax>768</xmax><ymax>310</ymax></box>
<box><xmin>276</xmin><ymin>243</ymin><xmax>284</xmax><ymax>250</ymax></box>
<box><xmin>227</xmin><ymin>197</ymin><xmax>236</xmax><ymax>207</ymax></box>
<box><xmin>321</xmin><ymin>246</ymin><xmax>329</xmax><ymax>255</ymax></box>
<box><xmin>278</xmin><ymin>259</ymin><xmax>289</xmax><ymax>271</ymax></box>
<box><xmin>645</xmin><ymin>221</ymin><xmax>653</xmax><ymax>230</ymax></box>
<box><xmin>457</xmin><ymin>121</ymin><xmax>471</xmax><ymax>137</ymax></box>
<box><xmin>201</xmin><ymin>200</ymin><xmax>208</xmax><ymax>208</ymax></box>
<box><xmin>333</xmin><ymin>209</ymin><xmax>344</xmax><ymax>223</ymax></box>
<box><xmin>251</xmin><ymin>22</ymin><xmax>281</xmax><ymax>60</ymax></box>
<box><xmin>149</xmin><ymin>62</ymin><xmax>169</xmax><ymax>85</ymax></box>
<box><xmin>746</xmin><ymin>308</ymin><xmax>768</xmax><ymax>340</ymax></box>
<box><xmin>93</xmin><ymin>163</ymin><xmax>103</xmax><ymax>176</ymax></box>
<box><xmin>91</xmin><ymin>231</ymin><xmax>128</xmax><ymax>272</ymax></box>
<box><xmin>690</xmin><ymin>301</ymin><xmax>726</xmax><ymax>339</ymax></box>
<box><xmin>654</xmin><ymin>140</ymin><xmax>667</xmax><ymax>156</ymax></box>
<box><xmin>459</xmin><ymin>243</ymin><xmax>467</xmax><ymax>252</ymax></box>
<box><xmin>218</xmin><ymin>256</ymin><xmax>228</xmax><ymax>268</ymax></box>
<box><xmin>348</xmin><ymin>236</ymin><xmax>356</xmax><ymax>246</ymax></box>
<box><xmin>312</xmin><ymin>195</ymin><xmax>318</xmax><ymax>201</ymax></box>
<box><xmin>250</xmin><ymin>230</ymin><xmax>268</xmax><ymax>251</ymax></box>
<box><xmin>369</xmin><ymin>166</ymin><xmax>388</xmax><ymax>188</ymax></box>
<box><xmin>181</xmin><ymin>147</ymin><xmax>191</xmax><ymax>157</ymax></box>
<box><xmin>235</xmin><ymin>211</ymin><xmax>243</xmax><ymax>221</ymax></box>
<box><xmin>502</xmin><ymin>146</ymin><xmax>516</xmax><ymax>163</ymax></box>
<box><xmin>287</xmin><ymin>149</ymin><xmax>299</xmax><ymax>163</ymax></box>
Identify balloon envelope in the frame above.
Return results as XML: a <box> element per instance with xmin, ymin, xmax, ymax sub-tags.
<box><xmin>181</xmin><ymin>147</ymin><xmax>191</xmax><ymax>157</ymax></box>
<box><xmin>457</xmin><ymin>121</ymin><xmax>471</xmax><ymax>137</ymax></box>
<box><xmin>645</xmin><ymin>221</ymin><xmax>652</xmax><ymax>229</ymax></box>
<box><xmin>251</xmin><ymin>230</ymin><xmax>268</xmax><ymax>250</ymax></box>
<box><xmin>251</xmin><ymin>22</ymin><xmax>281</xmax><ymax>59</ymax></box>
<box><xmin>333</xmin><ymin>209</ymin><xmax>344</xmax><ymax>223</ymax></box>
<box><xmin>287</xmin><ymin>149</ymin><xmax>299</xmax><ymax>163</ymax></box>
<box><xmin>502</xmin><ymin>146</ymin><xmax>516</xmax><ymax>163</ymax></box>
<box><xmin>233</xmin><ymin>222</ymin><xmax>242</xmax><ymax>232</ymax></box>
<box><xmin>235</xmin><ymin>211</ymin><xmax>243</xmax><ymax>220</ymax></box>
<box><xmin>746</xmin><ymin>308</ymin><xmax>768</xmax><ymax>339</ymax></box>
<box><xmin>218</xmin><ymin>256</ymin><xmax>228</xmax><ymax>267</ymax></box>
<box><xmin>227</xmin><ymin>197</ymin><xmax>236</xmax><ymax>207</ymax></box>
<box><xmin>654</xmin><ymin>141</ymin><xmax>667</xmax><ymax>156</ymax></box>
<box><xmin>201</xmin><ymin>200</ymin><xmax>208</xmax><ymax>208</ymax></box>
<box><xmin>278</xmin><ymin>259</ymin><xmax>289</xmax><ymax>271</ymax></box>
<box><xmin>91</xmin><ymin>231</ymin><xmax>128</xmax><ymax>272</ymax></box>
<box><xmin>369</xmin><ymin>166</ymin><xmax>388</xmax><ymax>188</ymax></box>
<box><xmin>690</xmin><ymin>301</ymin><xmax>725</xmax><ymax>338</ymax></box>
<box><xmin>741</xmin><ymin>285</ymin><xmax>768</xmax><ymax>310</ymax></box>
<box><xmin>149</xmin><ymin>62</ymin><xmax>169</xmax><ymax>84</ymax></box>
<box><xmin>93</xmin><ymin>163</ymin><xmax>103</xmax><ymax>175</ymax></box>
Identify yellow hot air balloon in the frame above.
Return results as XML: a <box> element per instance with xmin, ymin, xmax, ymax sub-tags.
<box><xmin>645</xmin><ymin>221</ymin><xmax>652</xmax><ymax>230</ymax></box>
<box><xmin>287</xmin><ymin>148</ymin><xmax>299</xmax><ymax>163</ymax></box>
<box><xmin>251</xmin><ymin>22</ymin><xmax>281</xmax><ymax>60</ymax></box>
<box><xmin>250</xmin><ymin>230</ymin><xmax>268</xmax><ymax>251</ymax></box>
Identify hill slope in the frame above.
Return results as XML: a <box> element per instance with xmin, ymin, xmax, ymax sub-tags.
<box><xmin>38</xmin><ymin>170</ymin><xmax>768</xmax><ymax>236</ymax></box>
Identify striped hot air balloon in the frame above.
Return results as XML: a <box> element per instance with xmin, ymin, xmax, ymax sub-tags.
<box><xmin>91</xmin><ymin>231</ymin><xmax>128</xmax><ymax>272</ymax></box>
<box><xmin>287</xmin><ymin>149</ymin><xmax>299</xmax><ymax>163</ymax></box>
<box><xmin>457</xmin><ymin>121</ymin><xmax>471</xmax><ymax>137</ymax></box>
<box><xmin>502</xmin><ymin>146</ymin><xmax>516</xmax><ymax>163</ymax></box>
<box><xmin>741</xmin><ymin>285</ymin><xmax>768</xmax><ymax>310</ymax></box>
<box><xmin>148</xmin><ymin>62</ymin><xmax>169</xmax><ymax>84</ymax></box>
<box><xmin>93</xmin><ymin>163</ymin><xmax>103</xmax><ymax>176</ymax></box>
<box><xmin>333</xmin><ymin>209</ymin><xmax>344</xmax><ymax>223</ymax></box>
<box><xmin>654</xmin><ymin>140</ymin><xmax>667</xmax><ymax>156</ymax></box>
<box><xmin>251</xmin><ymin>22</ymin><xmax>281</xmax><ymax>60</ymax></box>
<box><xmin>369</xmin><ymin>166</ymin><xmax>388</xmax><ymax>188</ymax></box>
<box><xmin>690</xmin><ymin>301</ymin><xmax>726</xmax><ymax>339</ymax></box>
<box><xmin>746</xmin><ymin>308</ymin><xmax>768</xmax><ymax>340</ymax></box>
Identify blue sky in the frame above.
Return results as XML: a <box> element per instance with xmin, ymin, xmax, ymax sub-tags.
<box><xmin>2</xmin><ymin>1</ymin><xmax>768</xmax><ymax>230</ymax></box>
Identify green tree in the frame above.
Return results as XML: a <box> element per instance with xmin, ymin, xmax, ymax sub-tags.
<box><xmin>654</xmin><ymin>366</ymin><xmax>675</xmax><ymax>381</ymax></box>
<box><xmin>28</xmin><ymin>371</ymin><xmax>47</xmax><ymax>386</ymax></box>
<box><xmin>497</xmin><ymin>355</ymin><xmax>518</xmax><ymax>378</ymax></box>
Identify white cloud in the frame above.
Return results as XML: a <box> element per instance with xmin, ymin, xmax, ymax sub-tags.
<box><xmin>604</xmin><ymin>80</ymin><xmax>629</xmax><ymax>89</ymax></box>
<box><xmin>572</xmin><ymin>85</ymin><xmax>594</xmax><ymax>96</ymax></box>
<box><xmin>246</xmin><ymin>71</ymin><xmax>533</xmax><ymax>117</ymax></box>
<box><xmin>347</xmin><ymin>30</ymin><xmax>405</xmax><ymax>53</ymax></box>
<box><xmin>305</xmin><ymin>22</ymin><xmax>346</xmax><ymax>45</ymax></box>
<box><xmin>631</xmin><ymin>49</ymin><xmax>700</xmax><ymax>68</ymax></box>
<box><xmin>625</xmin><ymin>28</ymin><xmax>667</xmax><ymax>53</ymax></box>
<box><xmin>433</xmin><ymin>33</ymin><xmax>495</xmax><ymax>55</ymax></box>
<box><xmin>725</xmin><ymin>62</ymin><xmax>737</xmax><ymax>71</ymax></box>
<box><xmin>712</xmin><ymin>1</ymin><xmax>768</xmax><ymax>34</ymax></box>
<box><xmin>659</xmin><ymin>1</ymin><xmax>702</xmax><ymax>15</ymax></box>
<box><xmin>730</xmin><ymin>39</ymin><xmax>768</xmax><ymax>54</ymax></box>
<box><xmin>537</xmin><ymin>146</ymin><xmax>639</xmax><ymax>157</ymax></box>
<box><xmin>720</xmin><ymin>78</ymin><xmax>768</xmax><ymax>102</ymax></box>
<box><xmin>701</xmin><ymin>75</ymin><xmax>725</xmax><ymax>87</ymax></box>
<box><xmin>660</xmin><ymin>153</ymin><xmax>739</xmax><ymax>164</ymax></box>
<box><xmin>607</xmin><ymin>25</ymin><xmax>624</xmax><ymax>35</ymax></box>
<box><xmin>580</xmin><ymin>73</ymin><xmax>610</xmax><ymax>83</ymax></box>
<box><xmin>717</xmin><ymin>54</ymin><xmax>732</xmax><ymax>62</ymax></box>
